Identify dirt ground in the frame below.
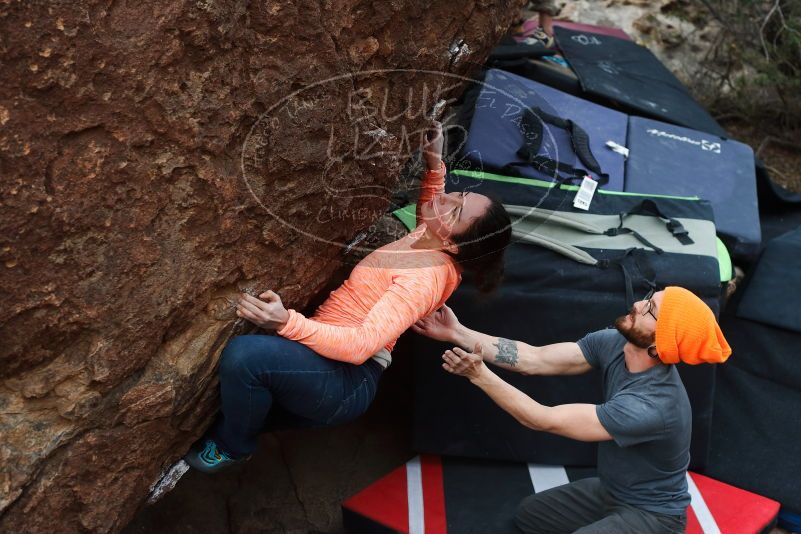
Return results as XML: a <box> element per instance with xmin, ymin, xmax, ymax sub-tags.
<box><xmin>723</xmin><ymin>119</ymin><xmax>801</xmax><ymax>194</ymax></box>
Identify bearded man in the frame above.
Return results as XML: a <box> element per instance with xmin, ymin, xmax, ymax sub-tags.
<box><xmin>413</xmin><ymin>286</ymin><xmax>731</xmax><ymax>534</ymax></box>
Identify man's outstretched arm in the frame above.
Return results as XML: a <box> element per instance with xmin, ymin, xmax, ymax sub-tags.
<box><xmin>443</xmin><ymin>347</ymin><xmax>612</xmax><ymax>442</ymax></box>
<box><xmin>412</xmin><ymin>305</ymin><xmax>592</xmax><ymax>376</ymax></box>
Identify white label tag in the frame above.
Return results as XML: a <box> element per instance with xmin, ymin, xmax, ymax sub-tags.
<box><xmin>573</xmin><ymin>176</ymin><xmax>598</xmax><ymax>211</ymax></box>
<box><xmin>606</xmin><ymin>140</ymin><xmax>630</xmax><ymax>158</ymax></box>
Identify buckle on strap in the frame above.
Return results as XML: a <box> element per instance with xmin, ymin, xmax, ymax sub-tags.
<box><xmin>666</xmin><ymin>219</ymin><xmax>689</xmax><ymax>237</ymax></box>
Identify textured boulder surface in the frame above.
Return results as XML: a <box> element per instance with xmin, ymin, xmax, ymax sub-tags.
<box><xmin>0</xmin><ymin>1</ymin><xmax>523</xmax><ymax>532</ymax></box>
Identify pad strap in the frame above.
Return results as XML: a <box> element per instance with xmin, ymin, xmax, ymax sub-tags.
<box><xmin>509</xmin><ymin>109</ymin><xmax>610</xmax><ymax>186</ymax></box>
<box><xmin>622</xmin><ymin>200</ymin><xmax>694</xmax><ymax>245</ymax></box>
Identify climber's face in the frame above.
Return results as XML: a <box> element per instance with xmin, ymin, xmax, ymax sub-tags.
<box><xmin>420</xmin><ymin>191</ymin><xmax>492</xmax><ymax>244</ymax></box>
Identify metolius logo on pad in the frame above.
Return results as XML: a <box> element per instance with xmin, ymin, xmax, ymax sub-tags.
<box><xmin>646</xmin><ymin>128</ymin><xmax>722</xmax><ymax>154</ymax></box>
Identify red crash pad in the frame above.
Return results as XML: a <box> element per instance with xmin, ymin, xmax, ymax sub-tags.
<box><xmin>343</xmin><ymin>455</ymin><xmax>780</xmax><ymax>534</ymax></box>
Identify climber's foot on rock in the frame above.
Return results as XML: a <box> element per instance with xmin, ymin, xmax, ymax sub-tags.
<box><xmin>184</xmin><ymin>438</ymin><xmax>249</xmax><ymax>474</ymax></box>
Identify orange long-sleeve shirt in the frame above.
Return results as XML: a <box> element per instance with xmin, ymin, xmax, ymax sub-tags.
<box><xmin>277</xmin><ymin>163</ymin><xmax>461</xmax><ymax>363</ymax></box>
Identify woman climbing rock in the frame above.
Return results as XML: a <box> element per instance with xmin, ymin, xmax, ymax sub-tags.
<box><xmin>185</xmin><ymin>121</ymin><xmax>512</xmax><ymax>472</ymax></box>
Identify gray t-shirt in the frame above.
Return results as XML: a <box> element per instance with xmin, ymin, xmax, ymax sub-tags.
<box><xmin>577</xmin><ymin>328</ymin><xmax>691</xmax><ymax>516</ymax></box>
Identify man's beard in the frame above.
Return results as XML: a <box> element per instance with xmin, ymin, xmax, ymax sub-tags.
<box><xmin>615</xmin><ymin>311</ymin><xmax>655</xmax><ymax>349</ymax></box>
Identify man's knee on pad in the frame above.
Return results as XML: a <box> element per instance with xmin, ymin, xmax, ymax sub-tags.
<box><xmin>515</xmin><ymin>494</ymin><xmax>550</xmax><ymax>534</ymax></box>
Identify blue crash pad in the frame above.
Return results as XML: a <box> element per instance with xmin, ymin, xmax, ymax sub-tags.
<box><xmin>625</xmin><ymin>116</ymin><xmax>761</xmax><ymax>259</ymax></box>
<box><xmin>737</xmin><ymin>226</ymin><xmax>801</xmax><ymax>333</ymax></box>
<box><xmin>462</xmin><ymin>69</ymin><xmax>626</xmax><ymax>191</ymax></box>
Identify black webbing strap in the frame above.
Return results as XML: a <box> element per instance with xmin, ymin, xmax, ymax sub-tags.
<box><xmin>622</xmin><ymin>199</ymin><xmax>694</xmax><ymax>245</ymax></box>
<box><xmin>599</xmin><ymin>249</ymin><xmax>657</xmax><ymax>308</ymax></box>
<box><xmin>600</xmin><ymin>199</ymin><xmax>693</xmax><ymax>252</ymax></box>
<box><xmin>530</xmin><ymin>107</ymin><xmax>604</xmax><ymax>176</ymax></box>
<box><xmin>605</xmin><ymin>223</ymin><xmax>664</xmax><ymax>254</ymax></box>
<box><xmin>509</xmin><ymin>108</ymin><xmax>610</xmax><ymax>187</ymax></box>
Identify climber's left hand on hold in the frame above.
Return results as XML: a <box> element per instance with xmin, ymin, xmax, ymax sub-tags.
<box><xmin>236</xmin><ymin>291</ymin><xmax>290</xmax><ymax>330</ymax></box>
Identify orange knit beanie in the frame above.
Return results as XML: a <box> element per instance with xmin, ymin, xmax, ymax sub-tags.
<box><xmin>655</xmin><ymin>286</ymin><xmax>732</xmax><ymax>365</ymax></box>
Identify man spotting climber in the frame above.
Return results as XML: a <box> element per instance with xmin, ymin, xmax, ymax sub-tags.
<box><xmin>413</xmin><ymin>286</ymin><xmax>731</xmax><ymax>534</ymax></box>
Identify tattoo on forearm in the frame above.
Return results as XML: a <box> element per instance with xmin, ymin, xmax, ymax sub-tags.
<box><xmin>494</xmin><ymin>338</ymin><xmax>519</xmax><ymax>367</ymax></box>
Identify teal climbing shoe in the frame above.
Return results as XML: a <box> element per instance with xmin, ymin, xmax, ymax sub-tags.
<box><xmin>184</xmin><ymin>439</ymin><xmax>248</xmax><ymax>474</ymax></box>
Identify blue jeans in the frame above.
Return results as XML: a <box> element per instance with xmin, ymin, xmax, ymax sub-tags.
<box><xmin>211</xmin><ymin>334</ymin><xmax>383</xmax><ymax>457</ymax></box>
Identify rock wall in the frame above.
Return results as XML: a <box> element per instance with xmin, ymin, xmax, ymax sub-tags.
<box><xmin>0</xmin><ymin>1</ymin><xmax>523</xmax><ymax>532</ymax></box>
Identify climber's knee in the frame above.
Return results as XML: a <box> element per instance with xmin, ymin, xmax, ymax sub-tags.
<box><xmin>218</xmin><ymin>335</ymin><xmax>274</xmax><ymax>379</ymax></box>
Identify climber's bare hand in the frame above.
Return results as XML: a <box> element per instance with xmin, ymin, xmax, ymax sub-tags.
<box><xmin>236</xmin><ymin>291</ymin><xmax>290</xmax><ymax>331</ymax></box>
<box><xmin>421</xmin><ymin>120</ymin><xmax>443</xmax><ymax>171</ymax></box>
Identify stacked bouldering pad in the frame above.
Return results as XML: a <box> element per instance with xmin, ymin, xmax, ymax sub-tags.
<box><xmin>704</xmin><ymin>226</ymin><xmax>801</xmax><ymax>526</ymax></box>
<box><xmin>460</xmin><ymin>68</ymin><xmax>761</xmax><ymax>260</ymax></box>
<box><xmin>461</xmin><ymin>69</ymin><xmax>627</xmax><ymax>190</ymax></box>
<box><xmin>406</xmin><ymin>171</ymin><xmax>723</xmax><ymax>468</ymax></box>
<box><xmin>625</xmin><ymin>117</ymin><xmax>760</xmax><ymax>259</ymax></box>
<box><xmin>500</xmin><ymin>18</ymin><xmax>726</xmax><ymax>137</ymax></box>
<box><xmin>735</xmin><ymin>226</ymin><xmax>801</xmax><ymax>332</ymax></box>
<box><xmin>494</xmin><ymin>30</ymin><xmax>798</xmax><ymax>521</ymax></box>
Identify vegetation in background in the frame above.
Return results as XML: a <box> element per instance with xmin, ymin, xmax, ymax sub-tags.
<box><xmin>689</xmin><ymin>0</ymin><xmax>801</xmax><ymax>130</ymax></box>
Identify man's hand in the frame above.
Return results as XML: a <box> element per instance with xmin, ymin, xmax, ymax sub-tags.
<box><xmin>421</xmin><ymin>120</ymin><xmax>444</xmax><ymax>171</ymax></box>
<box><xmin>411</xmin><ymin>304</ymin><xmax>461</xmax><ymax>343</ymax></box>
<box><xmin>442</xmin><ymin>344</ymin><xmax>489</xmax><ymax>383</ymax></box>
<box><xmin>236</xmin><ymin>291</ymin><xmax>290</xmax><ymax>330</ymax></box>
